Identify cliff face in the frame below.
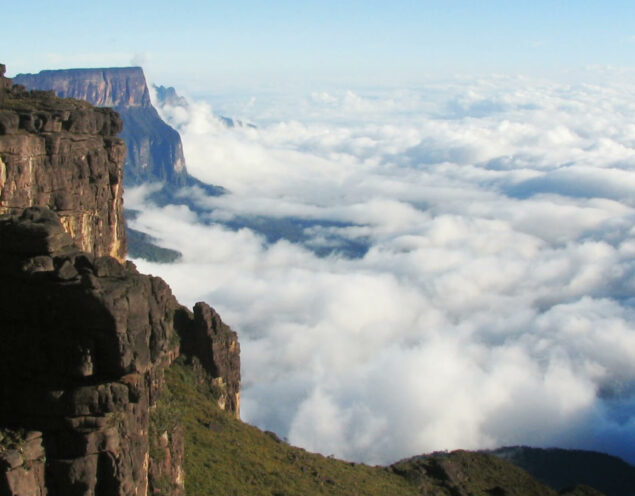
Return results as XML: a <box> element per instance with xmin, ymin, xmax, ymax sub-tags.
<box><xmin>0</xmin><ymin>206</ymin><xmax>182</xmax><ymax>495</ymax></box>
<box><xmin>0</xmin><ymin>66</ymin><xmax>126</xmax><ymax>261</ymax></box>
<box><xmin>13</xmin><ymin>67</ymin><xmax>152</xmax><ymax>108</ymax></box>
<box><xmin>0</xmin><ymin>66</ymin><xmax>240</xmax><ymax>496</ymax></box>
<box><xmin>13</xmin><ymin>67</ymin><xmax>189</xmax><ymax>189</ymax></box>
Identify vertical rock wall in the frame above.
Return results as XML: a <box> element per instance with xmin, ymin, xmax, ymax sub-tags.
<box><xmin>0</xmin><ymin>73</ymin><xmax>126</xmax><ymax>261</ymax></box>
<box><xmin>0</xmin><ymin>67</ymin><xmax>240</xmax><ymax>495</ymax></box>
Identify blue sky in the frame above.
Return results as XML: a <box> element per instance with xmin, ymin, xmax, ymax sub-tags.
<box><xmin>3</xmin><ymin>1</ymin><xmax>635</xmax><ymax>90</ymax></box>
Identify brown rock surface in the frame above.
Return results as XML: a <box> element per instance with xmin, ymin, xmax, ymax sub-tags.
<box><xmin>0</xmin><ymin>207</ymin><xmax>182</xmax><ymax>495</ymax></box>
<box><xmin>0</xmin><ymin>65</ymin><xmax>241</xmax><ymax>495</ymax></box>
<box><xmin>0</xmin><ymin>206</ymin><xmax>241</xmax><ymax>495</ymax></box>
<box><xmin>0</xmin><ymin>81</ymin><xmax>126</xmax><ymax>261</ymax></box>
<box><xmin>177</xmin><ymin>303</ymin><xmax>241</xmax><ymax>417</ymax></box>
<box><xmin>0</xmin><ymin>65</ymin><xmax>11</xmax><ymax>92</ymax></box>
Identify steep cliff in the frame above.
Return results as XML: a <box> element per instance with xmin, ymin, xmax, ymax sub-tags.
<box><xmin>0</xmin><ymin>66</ymin><xmax>240</xmax><ymax>496</ymax></box>
<box><xmin>0</xmin><ymin>65</ymin><xmax>126</xmax><ymax>261</ymax></box>
<box><xmin>13</xmin><ymin>67</ymin><xmax>222</xmax><ymax>197</ymax></box>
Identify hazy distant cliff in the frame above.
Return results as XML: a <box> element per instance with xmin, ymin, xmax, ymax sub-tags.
<box><xmin>13</xmin><ymin>67</ymin><xmax>221</xmax><ymax>195</ymax></box>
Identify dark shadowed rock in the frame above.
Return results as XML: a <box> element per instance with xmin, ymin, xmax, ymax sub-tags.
<box><xmin>0</xmin><ymin>207</ymin><xmax>241</xmax><ymax>494</ymax></box>
<box><xmin>0</xmin><ymin>65</ymin><xmax>240</xmax><ymax>495</ymax></box>
<box><xmin>176</xmin><ymin>302</ymin><xmax>241</xmax><ymax>417</ymax></box>
<box><xmin>0</xmin><ymin>207</ymin><xmax>182</xmax><ymax>495</ymax></box>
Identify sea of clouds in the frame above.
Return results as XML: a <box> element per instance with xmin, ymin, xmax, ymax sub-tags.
<box><xmin>128</xmin><ymin>74</ymin><xmax>635</xmax><ymax>465</ymax></box>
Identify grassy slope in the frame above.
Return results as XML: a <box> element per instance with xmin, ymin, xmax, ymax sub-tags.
<box><xmin>160</xmin><ymin>361</ymin><xmax>418</xmax><ymax>496</ymax></box>
<box><xmin>156</xmin><ymin>361</ymin><xmax>576</xmax><ymax>496</ymax></box>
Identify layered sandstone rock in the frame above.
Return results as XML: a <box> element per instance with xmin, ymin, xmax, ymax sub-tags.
<box><xmin>0</xmin><ymin>79</ymin><xmax>126</xmax><ymax>261</ymax></box>
<box><xmin>0</xmin><ymin>206</ymin><xmax>180</xmax><ymax>495</ymax></box>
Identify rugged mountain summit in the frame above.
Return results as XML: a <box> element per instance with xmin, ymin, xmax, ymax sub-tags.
<box><xmin>13</xmin><ymin>67</ymin><xmax>221</xmax><ymax>196</ymax></box>
<box><xmin>0</xmin><ymin>66</ymin><xmax>239</xmax><ymax>496</ymax></box>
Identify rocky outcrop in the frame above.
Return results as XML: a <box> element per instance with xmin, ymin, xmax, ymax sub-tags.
<box><xmin>152</xmin><ymin>85</ymin><xmax>188</xmax><ymax>108</ymax></box>
<box><xmin>1</xmin><ymin>430</ymin><xmax>46</xmax><ymax>496</ymax></box>
<box><xmin>0</xmin><ymin>206</ymin><xmax>240</xmax><ymax>495</ymax></box>
<box><xmin>177</xmin><ymin>303</ymin><xmax>241</xmax><ymax>416</ymax></box>
<box><xmin>0</xmin><ymin>206</ymin><xmax>181</xmax><ymax>495</ymax></box>
<box><xmin>0</xmin><ymin>78</ymin><xmax>126</xmax><ymax>261</ymax></box>
<box><xmin>0</xmin><ymin>66</ymin><xmax>240</xmax><ymax>495</ymax></box>
<box><xmin>13</xmin><ymin>67</ymin><xmax>223</xmax><ymax>198</ymax></box>
<box><xmin>392</xmin><ymin>450</ymin><xmax>557</xmax><ymax>496</ymax></box>
<box><xmin>0</xmin><ymin>65</ymin><xmax>11</xmax><ymax>92</ymax></box>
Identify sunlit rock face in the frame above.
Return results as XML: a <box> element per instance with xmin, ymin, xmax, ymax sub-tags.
<box><xmin>14</xmin><ymin>66</ymin><xmax>189</xmax><ymax>189</ymax></box>
<box><xmin>0</xmin><ymin>68</ymin><xmax>126</xmax><ymax>261</ymax></box>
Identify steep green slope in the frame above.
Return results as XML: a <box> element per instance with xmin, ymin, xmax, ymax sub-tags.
<box><xmin>155</xmin><ymin>361</ymin><xmax>584</xmax><ymax>496</ymax></box>
<box><xmin>157</xmin><ymin>361</ymin><xmax>418</xmax><ymax>496</ymax></box>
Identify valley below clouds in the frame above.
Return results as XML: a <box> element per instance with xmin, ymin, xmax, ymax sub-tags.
<box><xmin>128</xmin><ymin>73</ymin><xmax>635</xmax><ymax>465</ymax></box>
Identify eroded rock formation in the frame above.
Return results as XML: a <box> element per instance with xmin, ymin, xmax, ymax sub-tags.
<box><xmin>177</xmin><ymin>303</ymin><xmax>241</xmax><ymax>415</ymax></box>
<box><xmin>0</xmin><ymin>66</ymin><xmax>240</xmax><ymax>496</ymax></box>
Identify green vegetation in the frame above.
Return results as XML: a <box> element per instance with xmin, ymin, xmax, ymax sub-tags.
<box><xmin>160</xmin><ymin>360</ymin><xmax>421</xmax><ymax>496</ymax></box>
<box><xmin>157</xmin><ymin>360</ymin><xmax>571</xmax><ymax>495</ymax></box>
<box><xmin>489</xmin><ymin>447</ymin><xmax>635</xmax><ymax>496</ymax></box>
<box><xmin>392</xmin><ymin>451</ymin><xmax>558</xmax><ymax>496</ymax></box>
<box><xmin>0</xmin><ymin>89</ymin><xmax>90</xmax><ymax>112</ymax></box>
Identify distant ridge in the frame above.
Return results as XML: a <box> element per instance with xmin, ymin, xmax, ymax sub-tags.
<box><xmin>488</xmin><ymin>446</ymin><xmax>635</xmax><ymax>496</ymax></box>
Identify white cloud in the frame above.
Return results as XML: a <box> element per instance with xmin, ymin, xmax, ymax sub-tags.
<box><xmin>127</xmin><ymin>74</ymin><xmax>635</xmax><ymax>465</ymax></box>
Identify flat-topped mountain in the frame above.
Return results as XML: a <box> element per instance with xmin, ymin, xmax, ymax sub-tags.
<box><xmin>13</xmin><ymin>67</ymin><xmax>222</xmax><ymax>196</ymax></box>
<box><xmin>14</xmin><ymin>67</ymin><xmax>152</xmax><ymax>108</ymax></box>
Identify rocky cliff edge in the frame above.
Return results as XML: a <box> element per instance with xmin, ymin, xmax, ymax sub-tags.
<box><xmin>0</xmin><ymin>65</ymin><xmax>240</xmax><ymax>496</ymax></box>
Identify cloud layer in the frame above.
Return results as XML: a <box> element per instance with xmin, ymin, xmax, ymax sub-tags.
<box><xmin>129</xmin><ymin>75</ymin><xmax>635</xmax><ymax>465</ymax></box>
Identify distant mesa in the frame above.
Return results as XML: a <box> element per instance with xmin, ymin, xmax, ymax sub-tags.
<box><xmin>13</xmin><ymin>66</ymin><xmax>224</xmax><ymax>198</ymax></box>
